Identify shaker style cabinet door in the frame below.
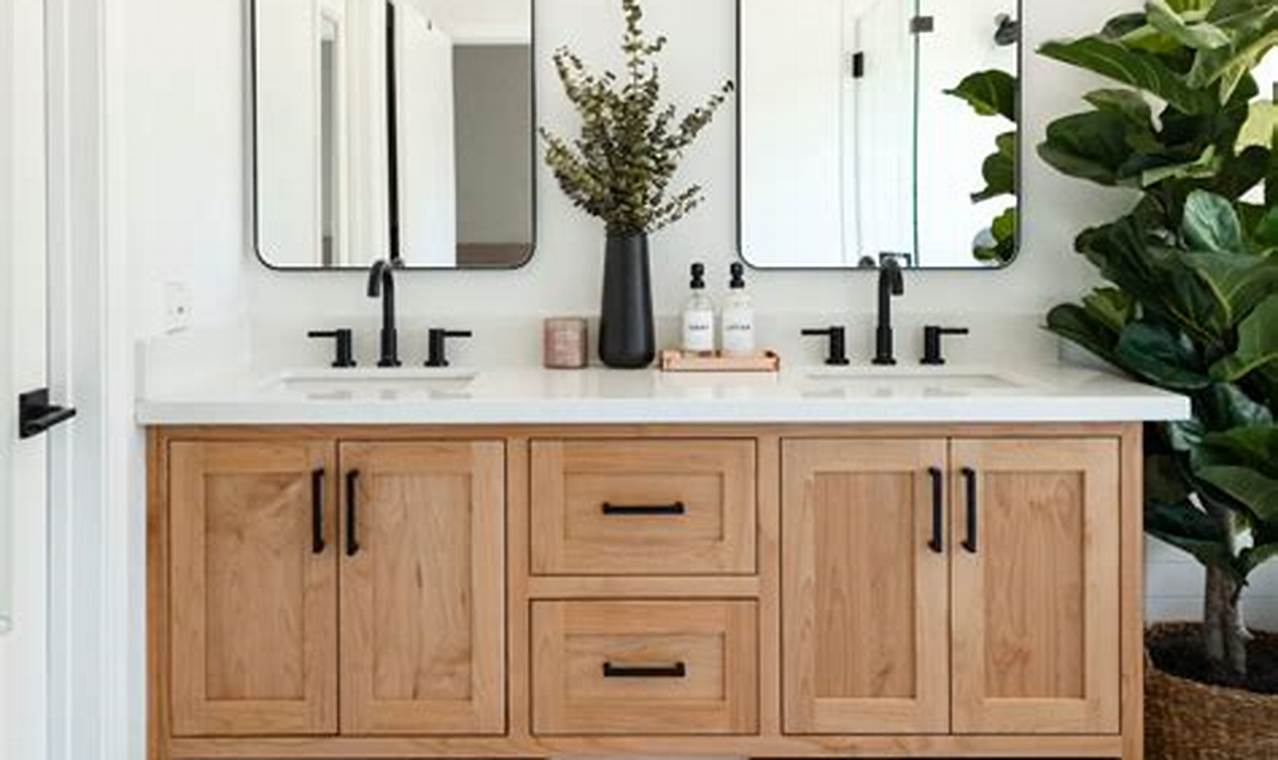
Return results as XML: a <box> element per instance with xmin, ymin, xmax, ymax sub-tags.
<box><xmin>782</xmin><ymin>439</ymin><xmax>950</xmax><ymax>734</ymax></box>
<box><xmin>950</xmin><ymin>439</ymin><xmax>1121</xmax><ymax>735</ymax></box>
<box><xmin>338</xmin><ymin>441</ymin><xmax>506</xmax><ymax>735</ymax></box>
<box><xmin>168</xmin><ymin>441</ymin><xmax>338</xmax><ymax>736</ymax></box>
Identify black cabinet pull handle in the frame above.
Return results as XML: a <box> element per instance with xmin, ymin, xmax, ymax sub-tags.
<box><xmin>961</xmin><ymin>467</ymin><xmax>978</xmax><ymax>554</ymax></box>
<box><xmin>345</xmin><ymin>470</ymin><xmax>361</xmax><ymax>557</ymax></box>
<box><xmin>601</xmin><ymin>502</ymin><xmax>686</xmax><ymax>516</ymax></box>
<box><xmin>602</xmin><ymin>662</ymin><xmax>687</xmax><ymax>678</ymax></box>
<box><xmin>927</xmin><ymin>467</ymin><xmax>944</xmax><ymax>554</ymax></box>
<box><xmin>311</xmin><ymin>469</ymin><xmax>326</xmax><ymax>554</ymax></box>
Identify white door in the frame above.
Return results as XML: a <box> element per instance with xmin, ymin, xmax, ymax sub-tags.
<box><xmin>1</xmin><ymin>0</ymin><xmax>57</xmax><ymax>756</ymax></box>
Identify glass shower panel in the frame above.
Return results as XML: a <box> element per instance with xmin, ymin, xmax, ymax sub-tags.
<box><xmin>840</xmin><ymin>0</ymin><xmax>916</xmax><ymax>267</ymax></box>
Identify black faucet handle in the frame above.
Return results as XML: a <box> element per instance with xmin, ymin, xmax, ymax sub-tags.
<box><xmin>802</xmin><ymin>327</ymin><xmax>851</xmax><ymax>366</ymax></box>
<box><xmin>426</xmin><ymin>329</ymin><xmax>474</xmax><ymax>368</ymax></box>
<box><xmin>921</xmin><ymin>326</ymin><xmax>970</xmax><ymax>366</ymax></box>
<box><xmin>308</xmin><ymin>329</ymin><xmax>357</xmax><ymax>368</ymax></box>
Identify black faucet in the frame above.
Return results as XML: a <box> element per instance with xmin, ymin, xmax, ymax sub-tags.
<box><xmin>368</xmin><ymin>258</ymin><xmax>402</xmax><ymax>367</ymax></box>
<box><xmin>873</xmin><ymin>259</ymin><xmax>905</xmax><ymax>366</ymax></box>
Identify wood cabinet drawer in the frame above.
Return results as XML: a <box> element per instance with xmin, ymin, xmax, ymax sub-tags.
<box><xmin>531</xmin><ymin>600</ymin><xmax>759</xmax><ymax>736</ymax></box>
<box><xmin>530</xmin><ymin>440</ymin><xmax>757</xmax><ymax>575</ymax></box>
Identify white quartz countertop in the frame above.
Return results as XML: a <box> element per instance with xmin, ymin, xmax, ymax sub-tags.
<box><xmin>136</xmin><ymin>362</ymin><xmax>1190</xmax><ymax>426</ymax></box>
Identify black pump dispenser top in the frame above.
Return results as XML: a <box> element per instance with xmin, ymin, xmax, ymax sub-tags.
<box><xmin>729</xmin><ymin>262</ymin><xmax>746</xmax><ymax>289</ymax></box>
<box><xmin>690</xmin><ymin>262</ymin><xmax>706</xmax><ymax>290</ymax></box>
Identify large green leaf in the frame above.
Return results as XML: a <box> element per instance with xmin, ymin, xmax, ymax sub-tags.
<box><xmin>974</xmin><ymin>133</ymin><xmax>1017</xmax><ymax>202</ymax></box>
<box><xmin>1181</xmin><ymin>189</ymin><xmax>1246</xmax><ymax>251</ymax></box>
<box><xmin>1237</xmin><ymin>102</ymin><xmax>1278</xmax><ymax>151</ymax></box>
<box><xmin>1241</xmin><ymin>542</ymin><xmax>1278</xmax><ymax>575</ymax></box>
<box><xmin>1037</xmin><ymin>111</ymin><xmax>1133</xmax><ymax>185</ymax></box>
<box><xmin>1146</xmin><ymin>499</ymin><xmax>1239</xmax><ymax>574</ymax></box>
<box><xmin>1040</xmin><ymin>36</ymin><xmax>1219</xmax><ymax>114</ymax></box>
<box><xmin>1196</xmin><ymin>382</ymin><xmax>1275</xmax><ymax>432</ymax></box>
<box><xmin>1196</xmin><ymin>465</ymin><xmax>1278</xmax><ymax>522</ymax></box>
<box><xmin>945</xmin><ymin>70</ymin><xmax>1017</xmax><ymax>121</ymax></box>
<box><xmin>1212</xmin><ymin>295</ymin><xmax>1278</xmax><ymax>380</ymax></box>
<box><xmin>1200</xmin><ymin>425</ymin><xmax>1278</xmax><ymax>475</ymax></box>
<box><xmin>1117</xmin><ymin>319</ymin><xmax>1213</xmax><ymax>389</ymax></box>
<box><xmin>1172</xmin><ymin>251</ymin><xmax>1278</xmax><ymax>329</ymax></box>
<box><xmin>1189</xmin><ymin>0</ymin><xmax>1278</xmax><ymax>102</ymax></box>
<box><xmin>975</xmin><ymin>207</ymin><xmax>1018</xmax><ymax>264</ymax></box>
<box><xmin>1148</xmin><ymin>0</ymin><xmax>1232</xmax><ymax>49</ymax></box>
<box><xmin>1085</xmin><ymin>287</ymin><xmax>1137</xmax><ymax>333</ymax></box>
<box><xmin>1046</xmin><ymin>303</ymin><xmax>1125</xmax><ymax>369</ymax></box>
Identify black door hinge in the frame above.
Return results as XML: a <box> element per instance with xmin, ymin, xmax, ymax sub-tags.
<box><xmin>910</xmin><ymin>16</ymin><xmax>935</xmax><ymax>34</ymax></box>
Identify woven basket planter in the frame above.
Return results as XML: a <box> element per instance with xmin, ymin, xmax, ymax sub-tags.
<box><xmin>1147</xmin><ymin>623</ymin><xmax>1278</xmax><ymax>760</ymax></box>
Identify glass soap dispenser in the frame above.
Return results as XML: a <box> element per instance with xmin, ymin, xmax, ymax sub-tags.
<box><xmin>721</xmin><ymin>262</ymin><xmax>756</xmax><ymax>357</ymax></box>
<box><xmin>681</xmin><ymin>262</ymin><xmax>716</xmax><ymax>356</ymax></box>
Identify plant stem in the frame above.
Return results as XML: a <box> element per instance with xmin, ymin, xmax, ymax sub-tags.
<box><xmin>1202</xmin><ymin>500</ymin><xmax>1252</xmax><ymax>678</ymax></box>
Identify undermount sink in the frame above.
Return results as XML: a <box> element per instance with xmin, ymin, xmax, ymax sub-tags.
<box><xmin>803</xmin><ymin>367</ymin><xmax>1027</xmax><ymax>395</ymax></box>
<box><xmin>264</xmin><ymin>367</ymin><xmax>478</xmax><ymax>396</ymax></box>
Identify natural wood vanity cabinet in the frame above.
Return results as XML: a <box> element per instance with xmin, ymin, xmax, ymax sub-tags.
<box><xmin>339</xmin><ymin>442</ymin><xmax>506</xmax><ymax>735</ymax></box>
<box><xmin>530</xmin><ymin>439</ymin><xmax>757</xmax><ymax>575</ymax></box>
<box><xmin>168</xmin><ymin>441</ymin><xmax>338</xmax><ymax>736</ymax></box>
<box><xmin>950</xmin><ymin>439</ymin><xmax>1121</xmax><ymax>735</ymax></box>
<box><xmin>532</xmin><ymin>600</ymin><xmax>759</xmax><ymax>735</ymax></box>
<box><xmin>149</xmin><ymin>424</ymin><xmax>1144</xmax><ymax>760</ymax></box>
<box><xmin>782</xmin><ymin>439</ymin><xmax>950</xmax><ymax>735</ymax></box>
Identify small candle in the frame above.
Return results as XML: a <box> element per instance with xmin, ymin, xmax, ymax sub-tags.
<box><xmin>544</xmin><ymin>318</ymin><xmax>589</xmax><ymax>369</ymax></box>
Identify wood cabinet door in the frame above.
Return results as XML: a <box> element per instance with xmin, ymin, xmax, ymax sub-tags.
<box><xmin>168</xmin><ymin>441</ymin><xmax>338</xmax><ymax>736</ymax></box>
<box><xmin>339</xmin><ymin>441</ymin><xmax>505</xmax><ymax>735</ymax></box>
<box><xmin>782</xmin><ymin>439</ymin><xmax>950</xmax><ymax>734</ymax></box>
<box><xmin>951</xmin><ymin>439</ymin><xmax>1121</xmax><ymax>735</ymax></box>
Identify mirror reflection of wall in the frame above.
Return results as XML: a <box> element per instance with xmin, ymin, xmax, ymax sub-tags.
<box><xmin>254</xmin><ymin>0</ymin><xmax>534</xmax><ymax>271</ymax></box>
<box><xmin>741</xmin><ymin>0</ymin><xmax>1021</xmax><ymax>270</ymax></box>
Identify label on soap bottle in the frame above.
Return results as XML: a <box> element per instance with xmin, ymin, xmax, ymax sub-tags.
<box><xmin>682</xmin><ymin>309</ymin><xmax>716</xmax><ymax>353</ymax></box>
<box><xmin>721</xmin><ymin>306</ymin><xmax>755</xmax><ymax>356</ymax></box>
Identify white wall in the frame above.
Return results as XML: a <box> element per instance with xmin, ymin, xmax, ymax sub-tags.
<box><xmin>119</xmin><ymin>7</ymin><xmax>1276</xmax><ymax>749</ymax></box>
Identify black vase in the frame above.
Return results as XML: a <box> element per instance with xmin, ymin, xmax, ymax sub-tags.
<box><xmin>598</xmin><ymin>233</ymin><xmax>656</xmax><ymax>369</ymax></box>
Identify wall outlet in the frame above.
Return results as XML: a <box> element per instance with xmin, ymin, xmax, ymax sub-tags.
<box><xmin>164</xmin><ymin>281</ymin><xmax>192</xmax><ymax>333</ymax></box>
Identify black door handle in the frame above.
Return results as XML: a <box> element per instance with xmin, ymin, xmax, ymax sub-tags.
<box><xmin>18</xmin><ymin>389</ymin><xmax>77</xmax><ymax>440</ymax></box>
<box><xmin>961</xmin><ymin>467</ymin><xmax>978</xmax><ymax>554</ymax></box>
<box><xmin>312</xmin><ymin>469</ymin><xmax>326</xmax><ymax>554</ymax></box>
<box><xmin>927</xmin><ymin>467</ymin><xmax>944</xmax><ymax>554</ymax></box>
<box><xmin>602</xmin><ymin>662</ymin><xmax>687</xmax><ymax>678</ymax></box>
<box><xmin>601</xmin><ymin>502</ymin><xmax>686</xmax><ymax>516</ymax></box>
<box><xmin>345</xmin><ymin>470</ymin><xmax>361</xmax><ymax>557</ymax></box>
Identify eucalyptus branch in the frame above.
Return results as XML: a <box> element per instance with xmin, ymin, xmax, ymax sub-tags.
<box><xmin>540</xmin><ymin>0</ymin><xmax>733</xmax><ymax>237</ymax></box>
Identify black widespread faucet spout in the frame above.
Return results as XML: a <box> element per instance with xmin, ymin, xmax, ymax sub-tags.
<box><xmin>874</xmin><ymin>259</ymin><xmax>905</xmax><ymax>366</ymax></box>
<box><xmin>368</xmin><ymin>259</ymin><xmax>401</xmax><ymax>367</ymax></box>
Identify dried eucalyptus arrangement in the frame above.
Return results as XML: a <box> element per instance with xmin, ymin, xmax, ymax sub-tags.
<box><xmin>540</xmin><ymin>0</ymin><xmax>734</xmax><ymax>368</ymax></box>
<box><xmin>540</xmin><ymin>0</ymin><xmax>734</xmax><ymax>237</ymax></box>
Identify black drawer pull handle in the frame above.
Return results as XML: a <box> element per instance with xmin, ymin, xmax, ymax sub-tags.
<box><xmin>927</xmin><ymin>467</ymin><xmax>944</xmax><ymax>554</ymax></box>
<box><xmin>346</xmin><ymin>470</ymin><xmax>361</xmax><ymax>557</ymax></box>
<box><xmin>601</xmin><ymin>502</ymin><xmax>686</xmax><ymax>516</ymax></box>
<box><xmin>311</xmin><ymin>469</ymin><xmax>326</xmax><ymax>554</ymax></box>
<box><xmin>602</xmin><ymin>662</ymin><xmax>687</xmax><ymax>678</ymax></box>
<box><xmin>961</xmin><ymin>467</ymin><xmax>978</xmax><ymax>554</ymax></box>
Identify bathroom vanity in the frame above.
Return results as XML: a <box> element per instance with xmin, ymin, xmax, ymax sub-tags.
<box><xmin>141</xmin><ymin>366</ymin><xmax>1187</xmax><ymax>760</ymax></box>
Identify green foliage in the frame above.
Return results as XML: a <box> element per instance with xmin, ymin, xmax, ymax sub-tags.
<box><xmin>1040</xmin><ymin>0</ymin><xmax>1278</xmax><ymax>670</ymax></box>
<box><xmin>946</xmin><ymin>70</ymin><xmax>1020</xmax><ymax>265</ymax></box>
<box><xmin>539</xmin><ymin>0</ymin><xmax>734</xmax><ymax>237</ymax></box>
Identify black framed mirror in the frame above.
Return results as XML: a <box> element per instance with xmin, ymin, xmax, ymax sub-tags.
<box><xmin>738</xmin><ymin>0</ymin><xmax>1022</xmax><ymax>270</ymax></box>
<box><xmin>251</xmin><ymin>0</ymin><xmax>536</xmax><ymax>271</ymax></box>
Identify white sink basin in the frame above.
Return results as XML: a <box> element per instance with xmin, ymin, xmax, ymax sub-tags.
<box><xmin>263</xmin><ymin>367</ymin><xmax>478</xmax><ymax>398</ymax></box>
<box><xmin>803</xmin><ymin>367</ymin><xmax>1027</xmax><ymax>396</ymax></box>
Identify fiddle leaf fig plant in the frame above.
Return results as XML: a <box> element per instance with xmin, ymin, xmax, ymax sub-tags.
<box><xmin>1041</xmin><ymin>0</ymin><xmax>1278</xmax><ymax>684</ymax></box>
<box><xmin>946</xmin><ymin>70</ymin><xmax>1020</xmax><ymax>264</ymax></box>
<box><xmin>539</xmin><ymin>0</ymin><xmax>734</xmax><ymax>237</ymax></box>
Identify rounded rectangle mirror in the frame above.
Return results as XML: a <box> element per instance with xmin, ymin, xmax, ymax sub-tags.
<box><xmin>739</xmin><ymin>0</ymin><xmax>1022</xmax><ymax>270</ymax></box>
<box><xmin>252</xmin><ymin>0</ymin><xmax>536</xmax><ymax>271</ymax></box>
